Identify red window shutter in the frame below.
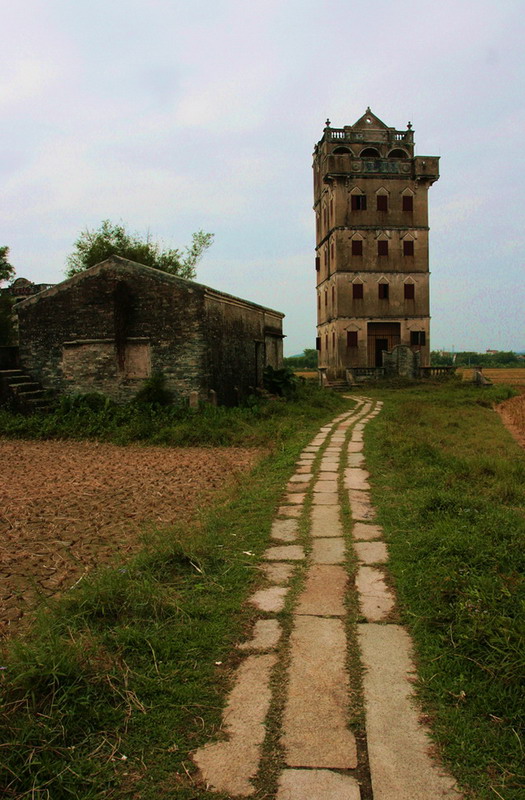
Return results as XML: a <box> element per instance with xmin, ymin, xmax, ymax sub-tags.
<box><xmin>351</xmin><ymin>194</ymin><xmax>366</xmax><ymax>211</ymax></box>
<box><xmin>404</xmin><ymin>283</ymin><xmax>415</xmax><ymax>300</ymax></box>
<box><xmin>378</xmin><ymin>240</ymin><xmax>388</xmax><ymax>256</ymax></box>
<box><xmin>347</xmin><ymin>331</ymin><xmax>358</xmax><ymax>347</ymax></box>
<box><xmin>403</xmin><ymin>240</ymin><xmax>414</xmax><ymax>256</ymax></box>
<box><xmin>402</xmin><ymin>195</ymin><xmax>413</xmax><ymax>212</ymax></box>
<box><xmin>351</xmin><ymin>239</ymin><xmax>363</xmax><ymax>256</ymax></box>
<box><xmin>376</xmin><ymin>194</ymin><xmax>388</xmax><ymax>212</ymax></box>
<box><xmin>352</xmin><ymin>282</ymin><xmax>363</xmax><ymax>299</ymax></box>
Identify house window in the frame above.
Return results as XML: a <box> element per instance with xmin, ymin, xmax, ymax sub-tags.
<box><xmin>332</xmin><ymin>332</ymin><xmax>335</xmax><ymax>349</ymax></box>
<box><xmin>352</xmin><ymin>282</ymin><xmax>363</xmax><ymax>299</ymax></box>
<box><xmin>376</xmin><ymin>194</ymin><xmax>388</xmax><ymax>212</ymax></box>
<box><xmin>410</xmin><ymin>331</ymin><xmax>426</xmax><ymax>346</ymax></box>
<box><xmin>315</xmin><ymin>255</ymin><xmax>320</xmax><ymax>271</ymax></box>
<box><xmin>331</xmin><ymin>285</ymin><xmax>335</xmax><ymax>305</ymax></box>
<box><xmin>402</xmin><ymin>195</ymin><xmax>413</xmax><ymax>212</ymax></box>
<box><xmin>351</xmin><ymin>239</ymin><xmax>363</xmax><ymax>256</ymax></box>
<box><xmin>378</xmin><ymin>283</ymin><xmax>389</xmax><ymax>300</ymax></box>
<box><xmin>404</xmin><ymin>283</ymin><xmax>415</xmax><ymax>300</ymax></box>
<box><xmin>347</xmin><ymin>331</ymin><xmax>358</xmax><ymax>347</ymax></box>
<box><xmin>351</xmin><ymin>194</ymin><xmax>367</xmax><ymax>211</ymax></box>
<box><xmin>316</xmin><ymin>336</ymin><xmax>321</xmax><ymax>351</ymax></box>
<box><xmin>403</xmin><ymin>240</ymin><xmax>414</xmax><ymax>256</ymax></box>
<box><xmin>378</xmin><ymin>240</ymin><xmax>388</xmax><ymax>256</ymax></box>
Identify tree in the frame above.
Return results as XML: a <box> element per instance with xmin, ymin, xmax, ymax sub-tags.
<box><xmin>0</xmin><ymin>246</ymin><xmax>15</xmax><ymax>285</ymax></box>
<box><xmin>65</xmin><ymin>220</ymin><xmax>214</xmax><ymax>279</ymax></box>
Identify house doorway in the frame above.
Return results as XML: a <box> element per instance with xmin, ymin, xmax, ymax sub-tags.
<box><xmin>367</xmin><ymin>323</ymin><xmax>400</xmax><ymax>367</ymax></box>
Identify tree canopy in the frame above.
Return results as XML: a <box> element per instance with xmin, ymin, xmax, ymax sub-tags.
<box><xmin>65</xmin><ymin>220</ymin><xmax>214</xmax><ymax>280</ymax></box>
<box><xmin>0</xmin><ymin>246</ymin><xmax>15</xmax><ymax>285</ymax></box>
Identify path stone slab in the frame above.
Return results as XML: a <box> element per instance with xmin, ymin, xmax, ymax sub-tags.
<box><xmin>359</xmin><ymin>625</ymin><xmax>462</xmax><ymax>800</ymax></box>
<box><xmin>317</xmin><ymin>469</ymin><xmax>338</xmax><ymax>478</ymax></box>
<box><xmin>238</xmin><ymin>619</ymin><xmax>282</xmax><ymax>651</ymax></box>
<box><xmin>312</xmin><ymin>537</ymin><xmax>346</xmax><ymax>564</ymax></box>
<box><xmin>281</xmin><ymin>616</ymin><xmax>357</xmax><ymax>768</ymax></box>
<box><xmin>276</xmin><ymin>769</ymin><xmax>361</xmax><ymax>800</ymax></box>
<box><xmin>313</xmin><ymin>480</ymin><xmax>338</xmax><ymax>493</ymax></box>
<box><xmin>349</xmin><ymin>491</ymin><xmax>376</xmax><ymax>521</ymax></box>
<box><xmin>260</xmin><ymin>562</ymin><xmax>294</xmax><ymax>584</ymax></box>
<box><xmin>277</xmin><ymin>505</ymin><xmax>301</xmax><ymax>518</ymax></box>
<box><xmin>312</xmin><ymin>492</ymin><xmax>339</xmax><ymax>505</ymax></box>
<box><xmin>302</xmin><ymin>446</ymin><xmax>319</xmax><ymax>453</ymax></box>
<box><xmin>271</xmin><ymin>518</ymin><xmax>299</xmax><ymax>542</ymax></box>
<box><xmin>320</xmin><ymin>460</ymin><xmax>339</xmax><ymax>471</ymax></box>
<box><xmin>354</xmin><ymin>541</ymin><xmax>388</xmax><ymax>564</ymax></box>
<box><xmin>356</xmin><ymin>566</ymin><xmax>395</xmax><ymax>621</ymax></box>
<box><xmin>296</xmin><ymin>565</ymin><xmax>347</xmax><ymax>616</ymax></box>
<box><xmin>347</xmin><ymin>441</ymin><xmax>363</xmax><ymax>452</ymax></box>
<box><xmin>347</xmin><ymin>453</ymin><xmax>365</xmax><ymax>467</ymax></box>
<box><xmin>352</xmin><ymin>522</ymin><xmax>383</xmax><ymax>541</ymax></box>
<box><xmin>283</xmin><ymin>493</ymin><xmax>305</xmax><ymax>505</ymax></box>
<box><xmin>344</xmin><ymin>468</ymin><xmax>370</xmax><ymax>490</ymax></box>
<box><xmin>310</xmin><ymin>505</ymin><xmax>342</xmax><ymax>538</ymax></box>
<box><xmin>264</xmin><ymin>545</ymin><xmax>305</xmax><ymax>561</ymax></box>
<box><xmin>295</xmin><ymin>465</ymin><xmax>312</xmax><ymax>474</ymax></box>
<box><xmin>288</xmin><ymin>473</ymin><xmax>312</xmax><ymax>483</ymax></box>
<box><xmin>286</xmin><ymin>483</ymin><xmax>308</xmax><ymax>494</ymax></box>
<box><xmin>193</xmin><ymin>653</ymin><xmax>277</xmax><ymax>797</ymax></box>
<box><xmin>249</xmin><ymin>586</ymin><xmax>289</xmax><ymax>612</ymax></box>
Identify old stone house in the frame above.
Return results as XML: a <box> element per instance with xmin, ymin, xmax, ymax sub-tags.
<box><xmin>15</xmin><ymin>256</ymin><xmax>284</xmax><ymax>405</ymax></box>
<box><xmin>313</xmin><ymin>108</ymin><xmax>440</xmax><ymax>378</ymax></box>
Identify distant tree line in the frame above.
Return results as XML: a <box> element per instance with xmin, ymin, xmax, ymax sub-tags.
<box><xmin>431</xmin><ymin>351</ymin><xmax>524</xmax><ymax>368</ymax></box>
<box><xmin>283</xmin><ymin>349</ymin><xmax>318</xmax><ymax>369</ymax></box>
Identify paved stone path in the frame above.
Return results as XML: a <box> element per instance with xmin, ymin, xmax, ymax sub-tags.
<box><xmin>193</xmin><ymin>397</ymin><xmax>463</xmax><ymax>799</ymax></box>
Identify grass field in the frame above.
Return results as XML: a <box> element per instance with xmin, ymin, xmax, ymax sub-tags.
<box><xmin>0</xmin><ymin>382</ymin><xmax>523</xmax><ymax>799</ymax></box>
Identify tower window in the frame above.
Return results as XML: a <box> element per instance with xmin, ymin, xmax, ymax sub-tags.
<box><xmin>378</xmin><ymin>240</ymin><xmax>388</xmax><ymax>256</ymax></box>
<box><xmin>332</xmin><ymin>332</ymin><xmax>335</xmax><ymax>349</ymax></box>
<box><xmin>315</xmin><ymin>255</ymin><xmax>320</xmax><ymax>271</ymax></box>
<box><xmin>410</xmin><ymin>331</ymin><xmax>426</xmax><ymax>346</ymax></box>
<box><xmin>331</xmin><ymin>285</ymin><xmax>335</xmax><ymax>305</ymax></box>
<box><xmin>403</xmin><ymin>240</ymin><xmax>414</xmax><ymax>256</ymax></box>
<box><xmin>402</xmin><ymin>195</ymin><xmax>413</xmax><ymax>212</ymax></box>
<box><xmin>351</xmin><ymin>194</ymin><xmax>367</xmax><ymax>211</ymax></box>
<box><xmin>316</xmin><ymin>336</ymin><xmax>321</xmax><ymax>351</ymax></box>
<box><xmin>404</xmin><ymin>283</ymin><xmax>415</xmax><ymax>300</ymax></box>
<box><xmin>376</xmin><ymin>194</ymin><xmax>388</xmax><ymax>212</ymax></box>
<box><xmin>347</xmin><ymin>331</ymin><xmax>358</xmax><ymax>347</ymax></box>
<box><xmin>351</xmin><ymin>239</ymin><xmax>363</xmax><ymax>256</ymax></box>
<box><xmin>378</xmin><ymin>283</ymin><xmax>389</xmax><ymax>300</ymax></box>
<box><xmin>352</xmin><ymin>282</ymin><xmax>363</xmax><ymax>300</ymax></box>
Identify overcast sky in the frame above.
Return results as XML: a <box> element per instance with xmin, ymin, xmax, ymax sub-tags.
<box><xmin>2</xmin><ymin>0</ymin><xmax>524</xmax><ymax>354</ymax></box>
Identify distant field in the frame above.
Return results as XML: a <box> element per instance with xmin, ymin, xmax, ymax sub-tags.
<box><xmin>456</xmin><ymin>367</ymin><xmax>525</xmax><ymax>386</ymax></box>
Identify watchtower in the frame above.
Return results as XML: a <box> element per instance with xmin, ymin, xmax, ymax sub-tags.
<box><xmin>313</xmin><ymin>108</ymin><xmax>439</xmax><ymax>376</ymax></box>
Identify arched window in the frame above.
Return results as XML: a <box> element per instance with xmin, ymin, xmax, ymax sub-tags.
<box><xmin>360</xmin><ymin>147</ymin><xmax>381</xmax><ymax>158</ymax></box>
<box><xmin>333</xmin><ymin>146</ymin><xmax>352</xmax><ymax>155</ymax></box>
<box><xmin>388</xmin><ymin>148</ymin><xmax>408</xmax><ymax>158</ymax></box>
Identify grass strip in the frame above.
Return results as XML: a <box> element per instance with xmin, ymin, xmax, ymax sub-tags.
<box><xmin>363</xmin><ymin>381</ymin><xmax>525</xmax><ymax>800</ymax></box>
<box><xmin>0</xmin><ymin>385</ymin><xmax>352</xmax><ymax>800</ymax></box>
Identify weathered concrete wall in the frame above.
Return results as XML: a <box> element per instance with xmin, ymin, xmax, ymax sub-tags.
<box><xmin>203</xmin><ymin>291</ymin><xmax>283</xmax><ymax>405</ymax></box>
<box><xmin>17</xmin><ymin>259</ymin><xmax>207</xmax><ymax>403</ymax></box>
<box><xmin>16</xmin><ymin>257</ymin><xmax>284</xmax><ymax>405</ymax></box>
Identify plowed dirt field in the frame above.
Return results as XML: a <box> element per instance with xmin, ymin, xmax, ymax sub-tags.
<box><xmin>0</xmin><ymin>440</ymin><xmax>260</xmax><ymax>637</ymax></box>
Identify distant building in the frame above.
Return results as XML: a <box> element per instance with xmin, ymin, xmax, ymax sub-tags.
<box><xmin>4</xmin><ymin>277</ymin><xmax>55</xmax><ymax>298</ymax></box>
<box><xmin>313</xmin><ymin>108</ymin><xmax>440</xmax><ymax>377</ymax></box>
<box><xmin>15</xmin><ymin>257</ymin><xmax>284</xmax><ymax>405</ymax></box>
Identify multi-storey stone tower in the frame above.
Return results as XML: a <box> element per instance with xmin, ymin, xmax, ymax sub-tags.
<box><xmin>313</xmin><ymin>108</ymin><xmax>439</xmax><ymax>376</ymax></box>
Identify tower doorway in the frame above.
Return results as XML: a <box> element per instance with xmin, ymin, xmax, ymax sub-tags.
<box><xmin>367</xmin><ymin>323</ymin><xmax>400</xmax><ymax>367</ymax></box>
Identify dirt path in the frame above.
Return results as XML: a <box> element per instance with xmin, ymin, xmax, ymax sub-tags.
<box><xmin>192</xmin><ymin>400</ymin><xmax>462</xmax><ymax>799</ymax></box>
<box><xmin>0</xmin><ymin>439</ymin><xmax>260</xmax><ymax>636</ymax></box>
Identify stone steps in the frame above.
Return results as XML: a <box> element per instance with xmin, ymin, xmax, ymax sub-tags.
<box><xmin>0</xmin><ymin>370</ymin><xmax>51</xmax><ymax>412</ymax></box>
